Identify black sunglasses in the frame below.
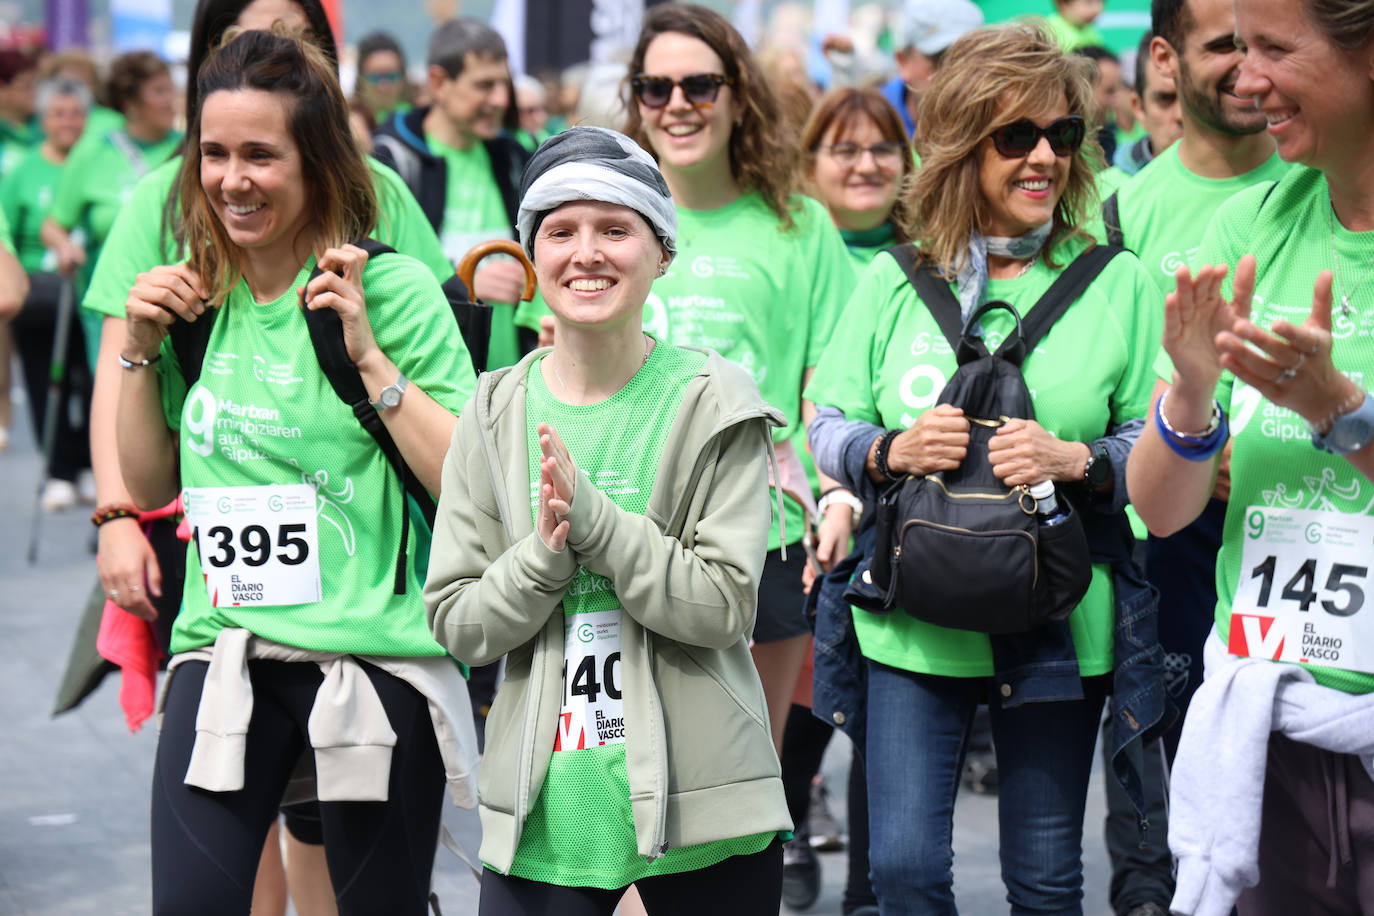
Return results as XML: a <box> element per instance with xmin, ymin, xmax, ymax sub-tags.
<box><xmin>631</xmin><ymin>73</ymin><xmax>734</xmax><ymax>109</ymax></box>
<box><xmin>987</xmin><ymin>115</ymin><xmax>1086</xmax><ymax>158</ymax></box>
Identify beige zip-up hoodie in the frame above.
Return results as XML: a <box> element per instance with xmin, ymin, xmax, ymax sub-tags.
<box><xmin>424</xmin><ymin>346</ymin><xmax>793</xmax><ymax>873</ymax></box>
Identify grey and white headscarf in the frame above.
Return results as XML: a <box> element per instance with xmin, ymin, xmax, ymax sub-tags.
<box><xmin>954</xmin><ymin>220</ymin><xmax>1054</xmax><ymax>323</ymax></box>
<box><xmin>517</xmin><ymin>126</ymin><xmax>677</xmax><ymax>264</ymax></box>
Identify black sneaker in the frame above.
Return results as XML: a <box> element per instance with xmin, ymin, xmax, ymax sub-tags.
<box><xmin>782</xmin><ymin>834</ymin><xmax>822</xmax><ymax>910</ymax></box>
<box><xmin>807</xmin><ymin>779</ymin><xmax>847</xmax><ymax>851</ymax></box>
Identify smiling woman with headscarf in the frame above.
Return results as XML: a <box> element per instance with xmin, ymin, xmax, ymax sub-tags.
<box><xmin>425</xmin><ymin>125</ymin><xmax>792</xmax><ymax>915</ymax></box>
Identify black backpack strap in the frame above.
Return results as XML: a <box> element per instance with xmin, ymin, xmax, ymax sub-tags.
<box><xmin>1102</xmin><ymin>191</ymin><xmax>1124</xmax><ymax>248</ymax></box>
<box><xmin>1011</xmin><ymin>244</ymin><xmax>1126</xmax><ymax>358</ymax></box>
<box><xmin>302</xmin><ymin>238</ymin><xmax>436</xmax><ymax>595</ymax></box>
<box><xmin>168</xmin><ymin>302</ymin><xmax>217</xmax><ymax>390</ymax></box>
<box><xmin>886</xmin><ymin>244</ymin><xmax>988</xmax><ymax>359</ymax></box>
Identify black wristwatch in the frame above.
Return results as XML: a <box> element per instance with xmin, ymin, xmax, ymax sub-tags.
<box><xmin>1083</xmin><ymin>442</ymin><xmax>1112</xmax><ymax>490</ymax></box>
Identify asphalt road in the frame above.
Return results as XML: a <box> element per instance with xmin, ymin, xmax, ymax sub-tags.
<box><xmin>0</xmin><ymin>383</ymin><xmax>1115</xmax><ymax>915</ymax></box>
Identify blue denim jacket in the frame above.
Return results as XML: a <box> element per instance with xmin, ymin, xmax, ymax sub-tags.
<box><xmin>808</xmin><ymin>415</ymin><xmax>1174</xmax><ymax>829</ymax></box>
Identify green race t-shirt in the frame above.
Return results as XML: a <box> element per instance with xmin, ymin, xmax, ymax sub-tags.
<box><xmin>506</xmin><ymin>341</ymin><xmax>772</xmax><ymax>887</ymax></box>
<box><xmin>49</xmin><ymin>129</ymin><xmax>182</xmax><ymax>290</ymax></box>
<box><xmin>0</xmin><ymin>146</ymin><xmax>62</xmax><ymax>272</ymax></box>
<box><xmin>1104</xmin><ymin>143</ymin><xmax>1291</xmax><ymax>294</ymax></box>
<box><xmin>427</xmin><ymin>137</ymin><xmax>523</xmax><ymax>371</ymax></box>
<box><xmin>1043</xmin><ymin>12</ymin><xmax>1107</xmax><ymax>51</ymax></box>
<box><xmin>1156</xmin><ymin>167</ymin><xmax>1374</xmax><ymax>695</ymax></box>
<box><xmin>805</xmin><ymin>239</ymin><xmax>1163</xmax><ymax>677</ymax></box>
<box><xmin>156</xmin><ymin>252</ymin><xmax>475</xmax><ymax>656</ymax></box>
<box><xmin>82</xmin><ymin>154</ymin><xmax>455</xmax><ymax>320</ymax></box>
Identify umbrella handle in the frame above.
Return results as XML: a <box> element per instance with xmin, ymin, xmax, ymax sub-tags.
<box><xmin>455</xmin><ymin>240</ymin><xmax>537</xmax><ymax>302</ymax></box>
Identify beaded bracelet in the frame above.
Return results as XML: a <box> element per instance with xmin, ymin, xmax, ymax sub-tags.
<box><xmin>874</xmin><ymin>429</ymin><xmax>903</xmax><ymax>481</ymax></box>
<box><xmin>91</xmin><ymin>503</ymin><xmax>139</xmax><ymax>528</ymax></box>
<box><xmin>1155</xmin><ymin>393</ymin><xmax>1228</xmax><ymax>461</ymax></box>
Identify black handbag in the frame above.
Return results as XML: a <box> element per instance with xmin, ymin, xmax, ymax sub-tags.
<box><xmin>857</xmin><ymin>244</ymin><xmax>1123</xmax><ymax>634</ymax></box>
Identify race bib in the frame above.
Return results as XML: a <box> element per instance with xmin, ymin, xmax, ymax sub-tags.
<box><xmin>183</xmin><ymin>484</ymin><xmax>323</xmax><ymax>608</ymax></box>
<box><xmin>1229</xmin><ymin>506</ymin><xmax>1374</xmax><ymax>674</ymax></box>
<box><xmin>554</xmin><ymin>609</ymin><xmax>625</xmax><ymax>751</ymax></box>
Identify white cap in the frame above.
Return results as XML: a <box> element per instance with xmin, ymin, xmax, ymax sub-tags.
<box><xmin>901</xmin><ymin>0</ymin><xmax>985</xmax><ymax>57</ymax></box>
<box><xmin>1029</xmin><ymin>480</ymin><xmax>1056</xmax><ymax>500</ymax></box>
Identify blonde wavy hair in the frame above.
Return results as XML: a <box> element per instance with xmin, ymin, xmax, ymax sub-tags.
<box><xmin>908</xmin><ymin>22</ymin><xmax>1101</xmax><ymax>275</ymax></box>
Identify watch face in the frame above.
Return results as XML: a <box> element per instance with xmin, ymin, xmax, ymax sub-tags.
<box><xmin>380</xmin><ymin>386</ymin><xmax>403</xmax><ymax>409</ymax></box>
<box><xmin>1332</xmin><ymin>417</ymin><xmax>1373</xmax><ymax>452</ymax></box>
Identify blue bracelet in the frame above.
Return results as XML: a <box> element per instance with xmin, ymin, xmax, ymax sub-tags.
<box><xmin>1155</xmin><ymin>394</ymin><xmax>1228</xmax><ymax>461</ymax></box>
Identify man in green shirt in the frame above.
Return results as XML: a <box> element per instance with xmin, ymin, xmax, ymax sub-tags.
<box><xmin>1111</xmin><ymin>31</ymin><xmax>1183</xmax><ymax>177</ymax></box>
<box><xmin>372</xmin><ymin>18</ymin><xmax>533</xmax><ymax>371</ymax></box>
<box><xmin>1094</xmin><ymin>2</ymin><xmax>1289</xmax><ymax>913</ymax></box>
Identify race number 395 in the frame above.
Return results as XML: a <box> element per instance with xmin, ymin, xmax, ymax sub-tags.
<box><xmin>1230</xmin><ymin>506</ymin><xmax>1374</xmax><ymax>674</ymax></box>
<box><xmin>184</xmin><ymin>484</ymin><xmax>323</xmax><ymax>608</ymax></box>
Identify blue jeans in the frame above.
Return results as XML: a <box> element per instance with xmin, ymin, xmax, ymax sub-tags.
<box><xmin>865</xmin><ymin>660</ymin><xmax>1109</xmax><ymax>916</ymax></box>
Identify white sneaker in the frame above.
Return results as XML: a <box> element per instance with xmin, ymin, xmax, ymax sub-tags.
<box><xmin>76</xmin><ymin>469</ymin><xmax>98</xmax><ymax>504</ymax></box>
<box><xmin>41</xmin><ymin>478</ymin><xmax>77</xmax><ymax>513</ymax></box>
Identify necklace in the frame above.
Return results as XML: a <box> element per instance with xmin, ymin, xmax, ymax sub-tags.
<box><xmin>552</xmin><ymin>334</ymin><xmax>652</xmax><ymax>396</ymax></box>
<box><xmin>1015</xmin><ymin>253</ymin><xmax>1039</xmax><ymax>278</ymax></box>
<box><xmin>1328</xmin><ymin>198</ymin><xmax>1366</xmax><ymax>318</ymax></box>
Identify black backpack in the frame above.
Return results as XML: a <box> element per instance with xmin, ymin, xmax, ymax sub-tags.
<box><xmin>862</xmin><ymin>243</ymin><xmax>1123</xmax><ymax>634</ymax></box>
<box><xmin>168</xmin><ymin>239</ymin><xmax>461</xmax><ymax>595</ymax></box>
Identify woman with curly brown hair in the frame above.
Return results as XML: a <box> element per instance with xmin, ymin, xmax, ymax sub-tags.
<box><xmin>621</xmin><ymin>1</ymin><xmax>855</xmax><ymax>766</ymax></box>
<box><xmin>807</xmin><ymin>23</ymin><xmax>1168</xmax><ymax>914</ymax></box>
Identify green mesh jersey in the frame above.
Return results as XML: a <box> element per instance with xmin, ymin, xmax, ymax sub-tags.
<box><xmin>1155</xmin><ymin>167</ymin><xmax>1374</xmax><ymax>694</ymax></box>
<box><xmin>806</xmin><ymin>237</ymin><xmax>1163</xmax><ymax>678</ymax></box>
<box><xmin>81</xmin><ymin>155</ymin><xmax>455</xmax><ymax>320</ymax></box>
<box><xmin>156</xmin><ymin>253</ymin><xmax>475</xmax><ymax>656</ymax></box>
<box><xmin>506</xmin><ymin>341</ymin><xmax>772</xmax><ymax>887</ymax></box>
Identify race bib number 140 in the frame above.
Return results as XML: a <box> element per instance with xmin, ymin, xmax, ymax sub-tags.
<box><xmin>1229</xmin><ymin>506</ymin><xmax>1374</xmax><ymax>675</ymax></box>
<box><xmin>184</xmin><ymin>484</ymin><xmax>323</xmax><ymax>608</ymax></box>
<box><xmin>554</xmin><ymin>609</ymin><xmax>625</xmax><ymax>751</ymax></box>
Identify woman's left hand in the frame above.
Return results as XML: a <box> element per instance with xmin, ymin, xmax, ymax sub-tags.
<box><xmin>1217</xmin><ymin>270</ymin><xmax>1363</xmax><ymax>425</ymax></box>
<box><xmin>536</xmin><ymin>423</ymin><xmax>578</xmax><ymax>545</ymax></box>
<box><xmin>300</xmin><ymin>244</ymin><xmax>377</xmax><ymax>367</ymax></box>
<box><xmin>988</xmin><ymin>418</ymin><xmax>1090</xmax><ymax>487</ymax></box>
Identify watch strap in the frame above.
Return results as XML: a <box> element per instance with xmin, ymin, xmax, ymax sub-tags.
<box><xmin>1311</xmin><ymin>391</ymin><xmax>1374</xmax><ymax>455</ymax></box>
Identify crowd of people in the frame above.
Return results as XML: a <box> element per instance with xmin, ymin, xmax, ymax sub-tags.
<box><xmin>2</xmin><ymin>0</ymin><xmax>1372</xmax><ymax>914</ymax></box>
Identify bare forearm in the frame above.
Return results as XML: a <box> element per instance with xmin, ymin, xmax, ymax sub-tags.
<box><xmin>1126</xmin><ymin>378</ymin><xmax>1221</xmax><ymax>536</ymax></box>
<box><xmin>91</xmin><ymin>318</ymin><xmax>139</xmax><ymax>505</ymax></box>
<box><xmin>357</xmin><ymin>351</ymin><xmax>456</xmax><ymax>496</ymax></box>
<box><xmin>115</xmin><ymin>364</ymin><xmax>179</xmax><ymax>509</ymax></box>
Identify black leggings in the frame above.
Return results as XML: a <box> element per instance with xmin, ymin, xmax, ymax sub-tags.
<box><xmin>151</xmin><ymin>659</ymin><xmax>446</xmax><ymax>915</ymax></box>
<box><xmin>477</xmin><ymin>839</ymin><xmax>783</xmax><ymax>916</ymax></box>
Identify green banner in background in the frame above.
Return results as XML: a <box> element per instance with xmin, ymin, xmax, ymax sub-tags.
<box><xmin>975</xmin><ymin>0</ymin><xmax>1152</xmax><ymax>54</ymax></box>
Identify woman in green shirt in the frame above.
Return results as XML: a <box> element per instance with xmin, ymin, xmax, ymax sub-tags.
<box><xmin>426</xmin><ymin>125</ymin><xmax>788</xmax><ymax>916</ymax></box>
<box><xmin>806</xmin><ymin>24</ymin><xmax>1163</xmax><ymax>914</ymax></box>
<box><xmin>1128</xmin><ymin>0</ymin><xmax>1374</xmax><ymax>912</ymax></box>
<box><xmin>42</xmin><ymin>50</ymin><xmax>182</xmax><ymax>297</ymax></box>
<box><xmin>2</xmin><ymin>77</ymin><xmax>92</xmax><ymax>510</ymax></box>
<box><xmin>622</xmin><ymin>1</ymin><xmax>855</xmax><ymax>767</ymax></box>
<box><xmin>117</xmin><ymin>30</ymin><xmax>476</xmax><ymax>913</ymax></box>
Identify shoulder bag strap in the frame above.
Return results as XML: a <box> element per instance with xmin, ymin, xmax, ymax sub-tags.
<box><xmin>1012</xmin><ymin>244</ymin><xmax>1126</xmax><ymax>357</ymax></box>
<box><xmin>886</xmin><ymin>244</ymin><xmax>988</xmax><ymax>360</ymax></box>
<box><xmin>1102</xmin><ymin>191</ymin><xmax>1124</xmax><ymax>248</ymax></box>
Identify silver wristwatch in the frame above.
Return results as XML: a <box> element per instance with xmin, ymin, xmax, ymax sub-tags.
<box><xmin>370</xmin><ymin>371</ymin><xmax>408</xmax><ymax>411</ymax></box>
<box><xmin>1311</xmin><ymin>391</ymin><xmax>1374</xmax><ymax>455</ymax></box>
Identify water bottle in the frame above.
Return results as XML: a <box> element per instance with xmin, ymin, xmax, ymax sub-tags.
<box><xmin>1029</xmin><ymin>481</ymin><xmax>1071</xmax><ymax>528</ymax></box>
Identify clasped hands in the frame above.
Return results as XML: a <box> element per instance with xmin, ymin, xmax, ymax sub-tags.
<box><xmin>536</xmin><ymin>423</ymin><xmax>579</xmax><ymax>551</ymax></box>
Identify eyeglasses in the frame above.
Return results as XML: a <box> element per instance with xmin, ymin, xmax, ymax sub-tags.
<box><xmin>362</xmin><ymin>70</ymin><xmax>404</xmax><ymax>86</ymax></box>
<box><xmin>817</xmin><ymin>141</ymin><xmax>906</xmax><ymax>169</ymax></box>
<box><xmin>631</xmin><ymin>73</ymin><xmax>734</xmax><ymax>109</ymax></box>
<box><xmin>987</xmin><ymin>115</ymin><xmax>1086</xmax><ymax>158</ymax></box>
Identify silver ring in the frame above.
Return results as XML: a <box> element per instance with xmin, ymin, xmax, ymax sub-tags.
<box><xmin>1293</xmin><ymin>352</ymin><xmax>1306</xmax><ymax>370</ymax></box>
<box><xmin>1279</xmin><ymin>368</ymin><xmax>1298</xmax><ymax>382</ymax></box>
<box><xmin>129</xmin><ymin>585</ymin><xmax>141</xmax><ymax>592</ymax></box>
<box><xmin>108</xmin><ymin>588</ymin><xmax>119</xmax><ymax>599</ymax></box>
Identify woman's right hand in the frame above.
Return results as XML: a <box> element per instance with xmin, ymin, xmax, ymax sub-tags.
<box><xmin>97</xmin><ymin>517</ymin><xmax>162</xmax><ymax>621</ymax></box>
<box><xmin>54</xmin><ymin>237</ymin><xmax>86</xmax><ymax>277</ymax></box>
<box><xmin>123</xmin><ymin>264</ymin><xmax>208</xmax><ymax>358</ymax></box>
<box><xmin>888</xmin><ymin>404</ymin><xmax>970</xmax><ymax>477</ymax></box>
<box><xmin>1164</xmin><ymin>257</ymin><xmax>1255</xmax><ymax>399</ymax></box>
